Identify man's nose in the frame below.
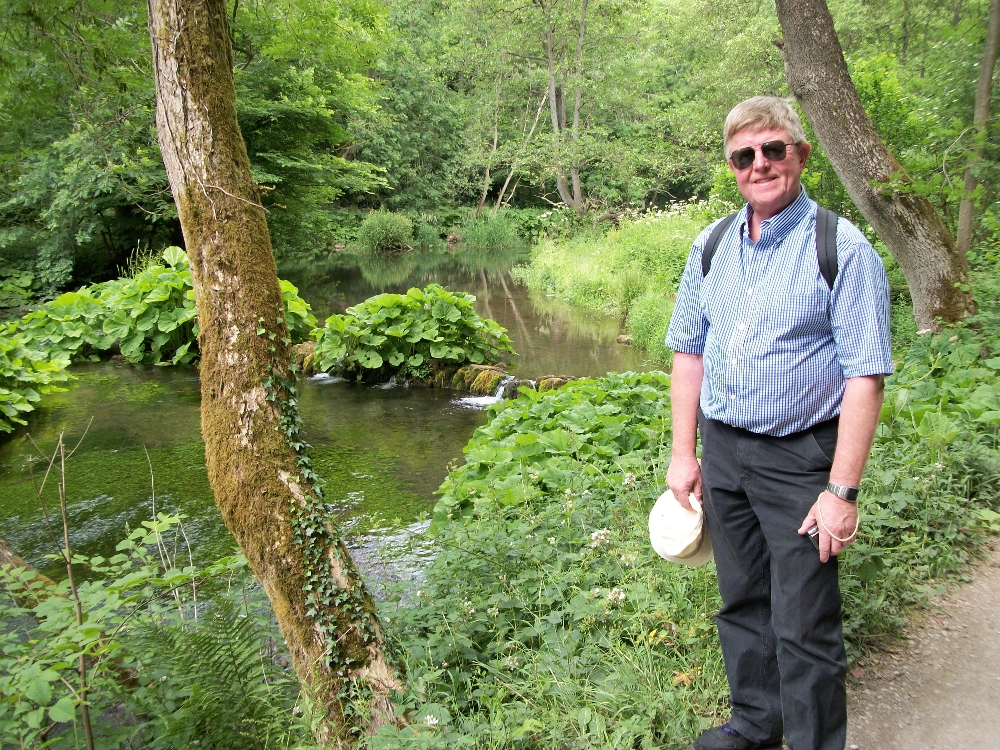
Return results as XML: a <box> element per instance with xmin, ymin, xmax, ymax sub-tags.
<box><xmin>753</xmin><ymin>147</ymin><xmax>771</xmax><ymax>169</ymax></box>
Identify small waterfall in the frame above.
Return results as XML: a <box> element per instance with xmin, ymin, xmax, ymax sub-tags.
<box><xmin>493</xmin><ymin>375</ymin><xmax>516</xmax><ymax>399</ymax></box>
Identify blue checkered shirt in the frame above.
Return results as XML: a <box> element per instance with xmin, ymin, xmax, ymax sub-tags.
<box><xmin>665</xmin><ymin>189</ymin><xmax>894</xmax><ymax>437</ymax></box>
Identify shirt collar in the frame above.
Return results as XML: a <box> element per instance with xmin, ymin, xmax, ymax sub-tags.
<box><xmin>739</xmin><ymin>186</ymin><xmax>813</xmax><ymax>246</ymax></box>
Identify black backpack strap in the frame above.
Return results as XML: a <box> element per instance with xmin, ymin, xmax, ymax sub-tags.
<box><xmin>701</xmin><ymin>212</ymin><xmax>740</xmax><ymax>278</ymax></box>
<box><xmin>815</xmin><ymin>206</ymin><xmax>838</xmax><ymax>290</ymax></box>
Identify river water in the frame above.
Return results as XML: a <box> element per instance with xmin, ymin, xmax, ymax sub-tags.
<box><xmin>0</xmin><ymin>251</ymin><xmax>653</xmax><ymax>578</ymax></box>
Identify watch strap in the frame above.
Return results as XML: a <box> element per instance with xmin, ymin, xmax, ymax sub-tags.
<box><xmin>826</xmin><ymin>482</ymin><xmax>859</xmax><ymax>503</ymax></box>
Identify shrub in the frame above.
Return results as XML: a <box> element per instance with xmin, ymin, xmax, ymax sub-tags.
<box><xmin>414</xmin><ymin>222</ymin><xmax>445</xmax><ymax>251</ymax></box>
<box><xmin>356</xmin><ymin>210</ymin><xmax>414</xmax><ymax>253</ymax></box>
<box><xmin>0</xmin><ymin>333</ymin><xmax>70</xmax><ymax>432</ymax></box>
<box><xmin>514</xmin><ymin>203</ymin><xmax>712</xmax><ymax>361</ymax></box>
<box><xmin>2</xmin><ymin>248</ymin><xmax>316</xmax><ymax>429</ymax></box>
<box><xmin>312</xmin><ymin>284</ymin><xmax>514</xmax><ymax>380</ymax></box>
<box><xmin>460</xmin><ymin>210</ymin><xmax>525</xmax><ymax>253</ymax></box>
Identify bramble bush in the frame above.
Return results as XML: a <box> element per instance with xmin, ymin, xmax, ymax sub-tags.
<box><xmin>312</xmin><ymin>284</ymin><xmax>514</xmax><ymax>380</ymax></box>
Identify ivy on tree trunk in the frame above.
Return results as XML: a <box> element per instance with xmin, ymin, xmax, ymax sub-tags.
<box><xmin>145</xmin><ymin>0</ymin><xmax>402</xmax><ymax>745</ymax></box>
<box><xmin>775</xmin><ymin>0</ymin><xmax>977</xmax><ymax>332</ymax></box>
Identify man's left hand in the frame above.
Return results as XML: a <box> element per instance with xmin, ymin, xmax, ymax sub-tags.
<box><xmin>798</xmin><ymin>491</ymin><xmax>858</xmax><ymax>563</ymax></box>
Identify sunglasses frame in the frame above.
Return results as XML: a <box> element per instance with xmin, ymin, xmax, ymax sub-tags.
<box><xmin>727</xmin><ymin>140</ymin><xmax>799</xmax><ymax>171</ymax></box>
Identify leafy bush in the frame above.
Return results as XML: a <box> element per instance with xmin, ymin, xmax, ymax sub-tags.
<box><xmin>460</xmin><ymin>210</ymin><xmax>526</xmax><ymax>253</ymax></box>
<box><xmin>0</xmin><ymin>269</ymin><xmax>34</xmax><ymax>312</ymax></box>
<box><xmin>13</xmin><ymin>247</ymin><xmax>315</xmax><ymax>367</ymax></box>
<box><xmin>0</xmin><ymin>334</ymin><xmax>70</xmax><ymax>432</ymax></box>
<box><xmin>414</xmin><ymin>221</ymin><xmax>445</xmax><ymax>251</ymax></box>
<box><xmin>356</xmin><ymin>210</ymin><xmax>414</xmax><ymax>253</ymax></box>
<box><xmin>434</xmin><ymin>371</ymin><xmax>672</xmax><ymax>522</ymax></box>
<box><xmin>1</xmin><ymin>248</ymin><xmax>316</xmax><ymax>429</ymax></box>
<box><xmin>312</xmin><ymin>284</ymin><xmax>514</xmax><ymax>380</ymax></box>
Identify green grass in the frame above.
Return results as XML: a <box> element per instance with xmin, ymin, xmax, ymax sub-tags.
<box><xmin>513</xmin><ymin>204</ymin><xmax>718</xmax><ymax>363</ymax></box>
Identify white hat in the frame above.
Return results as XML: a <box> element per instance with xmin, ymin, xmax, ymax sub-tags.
<box><xmin>648</xmin><ymin>489</ymin><xmax>714</xmax><ymax>567</ymax></box>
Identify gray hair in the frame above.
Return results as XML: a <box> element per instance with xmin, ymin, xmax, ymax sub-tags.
<box><xmin>723</xmin><ymin>96</ymin><xmax>808</xmax><ymax>156</ymax></box>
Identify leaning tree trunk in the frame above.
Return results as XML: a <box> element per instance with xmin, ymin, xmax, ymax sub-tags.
<box><xmin>146</xmin><ymin>1</ymin><xmax>402</xmax><ymax>745</ymax></box>
<box><xmin>775</xmin><ymin>0</ymin><xmax>977</xmax><ymax>332</ymax></box>
<box><xmin>956</xmin><ymin>0</ymin><xmax>1000</xmax><ymax>256</ymax></box>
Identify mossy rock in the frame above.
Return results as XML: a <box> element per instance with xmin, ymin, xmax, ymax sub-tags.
<box><xmin>291</xmin><ymin>341</ymin><xmax>317</xmax><ymax>376</ymax></box>
<box><xmin>452</xmin><ymin>364</ymin><xmax>506</xmax><ymax>392</ymax></box>
<box><xmin>537</xmin><ymin>376</ymin><xmax>576</xmax><ymax>393</ymax></box>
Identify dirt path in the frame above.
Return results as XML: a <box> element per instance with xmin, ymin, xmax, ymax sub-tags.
<box><xmin>845</xmin><ymin>546</ymin><xmax>1000</xmax><ymax>750</ymax></box>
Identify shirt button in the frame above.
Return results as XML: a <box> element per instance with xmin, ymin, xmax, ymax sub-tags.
<box><xmin>738</xmin><ymin>323</ymin><xmax>746</xmax><ymax>331</ymax></box>
<box><xmin>729</xmin><ymin>394</ymin><xmax>736</xmax><ymax>400</ymax></box>
<box><xmin>746</xmin><ymin>287</ymin><xmax>754</xmax><ymax>294</ymax></box>
<box><xmin>730</xmin><ymin>358</ymin><xmax>737</xmax><ymax>365</ymax></box>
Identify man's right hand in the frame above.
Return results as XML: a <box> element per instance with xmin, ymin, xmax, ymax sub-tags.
<box><xmin>667</xmin><ymin>454</ymin><xmax>702</xmax><ymax>510</ymax></box>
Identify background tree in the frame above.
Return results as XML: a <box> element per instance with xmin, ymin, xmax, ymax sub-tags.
<box><xmin>145</xmin><ymin>0</ymin><xmax>401</xmax><ymax>744</ymax></box>
<box><xmin>956</xmin><ymin>0</ymin><xmax>1000</xmax><ymax>255</ymax></box>
<box><xmin>775</xmin><ymin>0</ymin><xmax>977</xmax><ymax>331</ymax></box>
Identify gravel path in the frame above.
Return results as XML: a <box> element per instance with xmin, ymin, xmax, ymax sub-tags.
<box><xmin>845</xmin><ymin>545</ymin><xmax>1000</xmax><ymax>750</ymax></box>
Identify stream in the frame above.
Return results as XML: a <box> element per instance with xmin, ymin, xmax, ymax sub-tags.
<box><xmin>0</xmin><ymin>250</ymin><xmax>653</xmax><ymax>580</ymax></box>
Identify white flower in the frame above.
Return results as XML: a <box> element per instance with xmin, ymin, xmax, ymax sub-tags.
<box><xmin>502</xmin><ymin>655</ymin><xmax>520</xmax><ymax>671</ymax></box>
<box><xmin>487</xmin><ymin>606</ymin><xmax>500</xmax><ymax>617</ymax></box>
<box><xmin>591</xmin><ymin>528</ymin><xmax>612</xmax><ymax>548</ymax></box>
<box><xmin>619</xmin><ymin>552</ymin><xmax>638</xmax><ymax>568</ymax></box>
<box><xmin>548</xmin><ymin>536</ymin><xmax>557</xmax><ymax>545</ymax></box>
<box><xmin>622</xmin><ymin>472</ymin><xmax>636</xmax><ymax>488</ymax></box>
<box><xmin>422</xmin><ymin>715</ymin><xmax>439</xmax><ymax>727</ymax></box>
<box><xmin>461</xmin><ymin>598</ymin><xmax>476</xmax><ymax>615</ymax></box>
<box><xmin>606</xmin><ymin>587</ymin><xmax>625</xmax><ymax>607</ymax></box>
<box><xmin>564</xmin><ymin>488</ymin><xmax>575</xmax><ymax>497</ymax></box>
<box><xmin>581</xmin><ymin>489</ymin><xmax>591</xmax><ymax>497</ymax></box>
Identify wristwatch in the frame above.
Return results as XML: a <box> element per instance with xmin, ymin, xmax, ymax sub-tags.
<box><xmin>826</xmin><ymin>482</ymin><xmax>859</xmax><ymax>503</ymax></box>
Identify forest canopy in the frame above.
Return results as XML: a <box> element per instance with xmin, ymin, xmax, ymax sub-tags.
<box><xmin>1</xmin><ymin>0</ymin><xmax>996</xmax><ymax>295</ymax></box>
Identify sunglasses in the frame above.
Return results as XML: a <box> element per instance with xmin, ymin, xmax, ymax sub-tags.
<box><xmin>728</xmin><ymin>140</ymin><xmax>798</xmax><ymax>170</ymax></box>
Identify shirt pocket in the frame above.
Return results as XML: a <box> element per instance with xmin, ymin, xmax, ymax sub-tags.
<box><xmin>764</xmin><ymin>285</ymin><xmax>829</xmax><ymax>337</ymax></box>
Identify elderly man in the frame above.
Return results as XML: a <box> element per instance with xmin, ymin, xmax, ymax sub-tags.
<box><xmin>665</xmin><ymin>96</ymin><xmax>893</xmax><ymax>750</ymax></box>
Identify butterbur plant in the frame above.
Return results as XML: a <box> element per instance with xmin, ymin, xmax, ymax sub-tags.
<box><xmin>312</xmin><ymin>284</ymin><xmax>514</xmax><ymax>380</ymax></box>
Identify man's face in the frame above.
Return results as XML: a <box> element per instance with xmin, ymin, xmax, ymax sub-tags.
<box><xmin>727</xmin><ymin>127</ymin><xmax>810</xmax><ymax>220</ymax></box>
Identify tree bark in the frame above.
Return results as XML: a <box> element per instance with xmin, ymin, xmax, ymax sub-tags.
<box><xmin>545</xmin><ymin>11</ymin><xmax>580</xmax><ymax>211</ymax></box>
<box><xmin>146</xmin><ymin>1</ymin><xmax>402</xmax><ymax>745</ymax></box>
<box><xmin>775</xmin><ymin>0</ymin><xmax>977</xmax><ymax>331</ymax></box>
<box><xmin>956</xmin><ymin>0</ymin><xmax>1000</xmax><ymax>257</ymax></box>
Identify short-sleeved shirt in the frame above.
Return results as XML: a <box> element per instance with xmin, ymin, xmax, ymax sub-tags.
<box><xmin>664</xmin><ymin>189</ymin><xmax>894</xmax><ymax>437</ymax></box>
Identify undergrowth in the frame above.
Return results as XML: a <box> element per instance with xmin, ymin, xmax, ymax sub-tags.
<box><xmin>513</xmin><ymin>204</ymin><xmax>718</xmax><ymax>363</ymax></box>
<box><xmin>371</xmin><ymin>314</ymin><xmax>1000</xmax><ymax>747</ymax></box>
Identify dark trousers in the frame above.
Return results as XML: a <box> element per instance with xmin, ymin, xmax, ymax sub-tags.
<box><xmin>698</xmin><ymin>413</ymin><xmax>847</xmax><ymax>750</ymax></box>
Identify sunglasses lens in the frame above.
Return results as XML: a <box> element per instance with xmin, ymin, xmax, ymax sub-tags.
<box><xmin>731</xmin><ymin>147</ymin><xmax>755</xmax><ymax>170</ymax></box>
<box><xmin>761</xmin><ymin>141</ymin><xmax>790</xmax><ymax>161</ymax></box>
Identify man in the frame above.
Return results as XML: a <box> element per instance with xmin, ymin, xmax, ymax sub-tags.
<box><xmin>665</xmin><ymin>96</ymin><xmax>893</xmax><ymax>750</ymax></box>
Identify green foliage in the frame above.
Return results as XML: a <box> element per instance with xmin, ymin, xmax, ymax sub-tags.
<box><xmin>0</xmin><ymin>514</ymin><xmax>319</xmax><ymax>749</ymax></box>
<box><xmin>0</xmin><ymin>269</ymin><xmax>34</xmax><ymax>312</ymax></box>
<box><xmin>312</xmin><ymin>284</ymin><xmax>514</xmax><ymax>380</ymax></box>
<box><xmin>127</xmin><ymin>596</ymin><xmax>317</xmax><ymax>750</ymax></box>
<box><xmin>514</xmin><ymin>203</ymin><xmax>715</xmax><ymax>362</ymax></box>
<box><xmin>0</xmin><ymin>248</ymin><xmax>315</xmax><ymax>430</ymax></box>
<box><xmin>459</xmin><ymin>211</ymin><xmax>526</xmax><ymax>253</ymax></box>
<box><xmin>0</xmin><ymin>334</ymin><xmax>70</xmax><ymax>433</ymax></box>
<box><xmin>356</xmin><ymin>210</ymin><xmax>415</xmax><ymax>253</ymax></box>
<box><xmin>13</xmin><ymin>247</ymin><xmax>315</xmax><ymax>368</ymax></box>
<box><xmin>434</xmin><ymin>372</ymin><xmax>672</xmax><ymax>522</ymax></box>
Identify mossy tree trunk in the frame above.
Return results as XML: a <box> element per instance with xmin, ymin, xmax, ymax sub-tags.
<box><xmin>775</xmin><ymin>0</ymin><xmax>977</xmax><ymax>332</ymax></box>
<box><xmin>145</xmin><ymin>1</ymin><xmax>402</xmax><ymax>745</ymax></box>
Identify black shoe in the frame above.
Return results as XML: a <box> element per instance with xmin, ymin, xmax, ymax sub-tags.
<box><xmin>689</xmin><ymin>722</ymin><xmax>783</xmax><ymax>750</ymax></box>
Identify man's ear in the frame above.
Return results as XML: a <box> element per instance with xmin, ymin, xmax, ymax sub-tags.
<box><xmin>797</xmin><ymin>141</ymin><xmax>812</xmax><ymax>165</ymax></box>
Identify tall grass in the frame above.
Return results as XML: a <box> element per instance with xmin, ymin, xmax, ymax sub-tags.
<box><xmin>513</xmin><ymin>204</ymin><xmax>718</xmax><ymax>362</ymax></box>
